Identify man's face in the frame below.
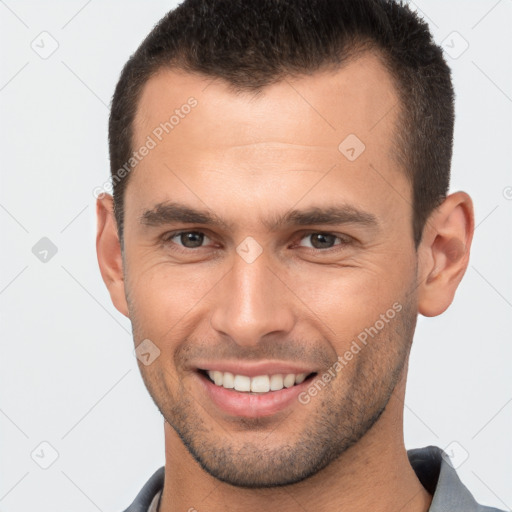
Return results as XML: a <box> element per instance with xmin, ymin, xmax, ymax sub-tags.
<box><xmin>121</xmin><ymin>53</ymin><xmax>419</xmax><ymax>487</ymax></box>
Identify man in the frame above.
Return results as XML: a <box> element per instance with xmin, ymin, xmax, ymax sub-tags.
<box><xmin>96</xmin><ymin>0</ymin><xmax>504</xmax><ymax>511</ymax></box>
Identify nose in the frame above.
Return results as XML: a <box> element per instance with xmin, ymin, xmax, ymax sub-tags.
<box><xmin>209</xmin><ymin>251</ymin><xmax>296</xmax><ymax>347</ymax></box>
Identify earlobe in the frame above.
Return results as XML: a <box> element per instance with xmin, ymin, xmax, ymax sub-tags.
<box><xmin>417</xmin><ymin>192</ymin><xmax>474</xmax><ymax>317</ymax></box>
<box><xmin>96</xmin><ymin>194</ymin><xmax>130</xmax><ymax>318</ymax></box>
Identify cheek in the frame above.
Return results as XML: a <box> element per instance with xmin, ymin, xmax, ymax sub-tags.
<box><xmin>125</xmin><ymin>257</ymin><xmax>222</xmax><ymax>334</ymax></box>
<box><xmin>288</xmin><ymin>261</ymin><xmax>413</xmax><ymax>343</ymax></box>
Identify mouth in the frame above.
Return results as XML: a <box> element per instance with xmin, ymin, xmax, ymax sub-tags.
<box><xmin>195</xmin><ymin>368</ymin><xmax>319</xmax><ymax>418</ymax></box>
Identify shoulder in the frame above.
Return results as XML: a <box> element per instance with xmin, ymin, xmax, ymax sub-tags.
<box><xmin>407</xmin><ymin>446</ymin><xmax>506</xmax><ymax>512</ymax></box>
<box><xmin>120</xmin><ymin>467</ymin><xmax>164</xmax><ymax>512</ymax></box>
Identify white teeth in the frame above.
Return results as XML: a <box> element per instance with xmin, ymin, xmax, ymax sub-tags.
<box><xmin>269</xmin><ymin>374</ymin><xmax>284</xmax><ymax>391</ymax></box>
<box><xmin>233</xmin><ymin>374</ymin><xmax>251</xmax><ymax>392</ymax></box>
<box><xmin>222</xmin><ymin>371</ymin><xmax>234</xmax><ymax>388</ymax></box>
<box><xmin>295</xmin><ymin>373</ymin><xmax>306</xmax><ymax>384</ymax></box>
<box><xmin>251</xmin><ymin>375</ymin><xmax>270</xmax><ymax>393</ymax></box>
<box><xmin>205</xmin><ymin>370</ymin><xmax>310</xmax><ymax>393</ymax></box>
<box><xmin>213</xmin><ymin>370</ymin><xmax>223</xmax><ymax>386</ymax></box>
<box><xmin>283</xmin><ymin>374</ymin><xmax>296</xmax><ymax>388</ymax></box>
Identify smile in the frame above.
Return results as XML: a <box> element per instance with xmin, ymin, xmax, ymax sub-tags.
<box><xmin>202</xmin><ymin>369</ymin><xmax>315</xmax><ymax>393</ymax></box>
<box><xmin>196</xmin><ymin>367</ymin><xmax>318</xmax><ymax>418</ymax></box>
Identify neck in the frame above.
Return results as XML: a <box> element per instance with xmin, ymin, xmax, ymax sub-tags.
<box><xmin>159</xmin><ymin>364</ymin><xmax>432</xmax><ymax>512</ymax></box>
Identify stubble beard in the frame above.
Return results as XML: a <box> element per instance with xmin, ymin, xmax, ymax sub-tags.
<box><xmin>130</xmin><ymin>294</ymin><xmax>417</xmax><ymax>488</ymax></box>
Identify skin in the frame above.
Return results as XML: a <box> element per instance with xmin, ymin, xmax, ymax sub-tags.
<box><xmin>96</xmin><ymin>52</ymin><xmax>474</xmax><ymax>512</ymax></box>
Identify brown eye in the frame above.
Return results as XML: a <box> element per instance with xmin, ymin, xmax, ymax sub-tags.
<box><xmin>168</xmin><ymin>231</ymin><xmax>209</xmax><ymax>248</ymax></box>
<box><xmin>299</xmin><ymin>233</ymin><xmax>342</xmax><ymax>249</ymax></box>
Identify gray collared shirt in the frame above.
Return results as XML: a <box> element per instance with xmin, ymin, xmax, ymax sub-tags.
<box><xmin>121</xmin><ymin>445</ymin><xmax>505</xmax><ymax>512</ymax></box>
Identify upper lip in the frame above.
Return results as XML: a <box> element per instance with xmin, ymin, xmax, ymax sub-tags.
<box><xmin>195</xmin><ymin>360</ymin><xmax>317</xmax><ymax>378</ymax></box>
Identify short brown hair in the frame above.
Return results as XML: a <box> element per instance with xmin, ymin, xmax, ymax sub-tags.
<box><xmin>109</xmin><ymin>0</ymin><xmax>454</xmax><ymax>247</ymax></box>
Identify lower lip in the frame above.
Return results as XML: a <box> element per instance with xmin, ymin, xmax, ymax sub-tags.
<box><xmin>197</xmin><ymin>372</ymin><xmax>313</xmax><ymax>418</ymax></box>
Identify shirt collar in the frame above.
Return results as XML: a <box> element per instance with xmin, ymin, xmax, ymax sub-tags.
<box><xmin>408</xmin><ymin>445</ymin><xmax>493</xmax><ymax>511</ymax></box>
<box><xmin>126</xmin><ymin>445</ymin><xmax>498</xmax><ymax>512</ymax></box>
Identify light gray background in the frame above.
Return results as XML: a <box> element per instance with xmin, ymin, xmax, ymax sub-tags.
<box><xmin>1</xmin><ymin>1</ymin><xmax>511</xmax><ymax>511</ymax></box>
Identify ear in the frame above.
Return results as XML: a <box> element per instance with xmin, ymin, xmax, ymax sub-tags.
<box><xmin>96</xmin><ymin>194</ymin><xmax>129</xmax><ymax>318</ymax></box>
<box><xmin>417</xmin><ymin>191</ymin><xmax>474</xmax><ymax>317</ymax></box>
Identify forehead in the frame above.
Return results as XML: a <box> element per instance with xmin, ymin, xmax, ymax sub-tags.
<box><xmin>133</xmin><ymin>52</ymin><xmax>399</xmax><ymax>152</ymax></box>
<box><xmin>126</xmin><ymin>52</ymin><xmax>408</xmax><ymax>231</ymax></box>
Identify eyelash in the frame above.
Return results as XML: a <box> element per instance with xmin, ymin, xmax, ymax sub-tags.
<box><xmin>161</xmin><ymin>230</ymin><xmax>352</xmax><ymax>253</ymax></box>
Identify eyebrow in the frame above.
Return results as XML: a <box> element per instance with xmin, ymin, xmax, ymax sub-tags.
<box><xmin>139</xmin><ymin>202</ymin><xmax>231</xmax><ymax>229</ymax></box>
<box><xmin>139</xmin><ymin>201</ymin><xmax>378</xmax><ymax>231</ymax></box>
<box><xmin>267</xmin><ymin>205</ymin><xmax>378</xmax><ymax>231</ymax></box>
